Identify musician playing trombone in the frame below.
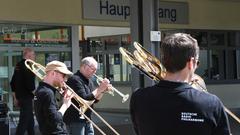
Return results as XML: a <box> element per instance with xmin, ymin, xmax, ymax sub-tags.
<box><xmin>63</xmin><ymin>56</ymin><xmax>111</xmax><ymax>135</ymax></box>
<box><xmin>34</xmin><ymin>61</ymin><xmax>74</xmax><ymax>135</ymax></box>
<box><xmin>130</xmin><ymin>33</ymin><xmax>231</xmax><ymax>135</ymax></box>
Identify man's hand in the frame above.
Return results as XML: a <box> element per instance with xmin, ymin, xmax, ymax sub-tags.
<box><xmin>93</xmin><ymin>78</ymin><xmax>112</xmax><ymax>100</ymax></box>
<box><xmin>63</xmin><ymin>90</ymin><xmax>74</xmax><ymax>108</ymax></box>
<box><xmin>59</xmin><ymin>90</ymin><xmax>74</xmax><ymax>115</ymax></box>
<box><xmin>98</xmin><ymin>78</ymin><xmax>112</xmax><ymax>93</ymax></box>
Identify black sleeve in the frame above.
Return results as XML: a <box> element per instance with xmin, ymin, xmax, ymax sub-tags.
<box><xmin>10</xmin><ymin>68</ymin><xmax>18</xmax><ymax>92</ymax></box>
<box><xmin>212</xmin><ymin>97</ymin><xmax>231</xmax><ymax>135</ymax></box>
<box><xmin>129</xmin><ymin>90</ymin><xmax>139</xmax><ymax>135</ymax></box>
<box><xmin>23</xmin><ymin>61</ymin><xmax>35</xmax><ymax>92</ymax></box>
<box><xmin>67</xmin><ymin>76</ymin><xmax>95</xmax><ymax>100</ymax></box>
<box><xmin>43</xmin><ymin>91</ymin><xmax>66</xmax><ymax>133</ymax></box>
<box><xmin>12</xmin><ymin>60</ymin><xmax>35</xmax><ymax>93</ymax></box>
<box><xmin>10</xmin><ymin>62</ymin><xmax>22</xmax><ymax>93</ymax></box>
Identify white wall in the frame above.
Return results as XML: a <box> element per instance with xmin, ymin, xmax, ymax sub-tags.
<box><xmin>80</xmin><ymin>26</ymin><xmax>130</xmax><ymax>39</ymax></box>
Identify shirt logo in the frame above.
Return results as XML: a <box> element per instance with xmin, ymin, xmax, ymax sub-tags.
<box><xmin>181</xmin><ymin>112</ymin><xmax>204</xmax><ymax>122</ymax></box>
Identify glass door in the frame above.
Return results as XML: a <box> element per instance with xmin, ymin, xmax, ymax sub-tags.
<box><xmin>0</xmin><ymin>50</ymin><xmax>22</xmax><ymax>111</ymax></box>
<box><xmin>0</xmin><ymin>51</ymin><xmax>9</xmax><ymax>103</ymax></box>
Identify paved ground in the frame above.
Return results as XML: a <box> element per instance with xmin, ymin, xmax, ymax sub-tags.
<box><xmin>5</xmin><ymin>109</ymin><xmax>240</xmax><ymax>135</ymax></box>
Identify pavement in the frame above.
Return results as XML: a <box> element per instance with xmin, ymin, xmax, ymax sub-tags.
<box><xmin>4</xmin><ymin>109</ymin><xmax>240</xmax><ymax>135</ymax></box>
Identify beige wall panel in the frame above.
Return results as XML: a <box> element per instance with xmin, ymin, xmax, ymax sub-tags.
<box><xmin>0</xmin><ymin>0</ymin><xmax>78</xmax><ymax>24</ymax></box>
<box><xmin>1</xmin><ymin>0</ymin><xmax>240</xmax><ymax>29</ymax></box>
<box><xmin>187</xmin><ymin>1</ymin><xmax>240</xmax><ymax>30</ymax></box>
<box><xmin>160</xmin><ymin>1</ymin><xmax>240</xmax><ymax>30</ymax></box>
<box><xmin>0</xmin><ymin>0</ymin><xmax>128</xmax><ymax>26</ymax></box>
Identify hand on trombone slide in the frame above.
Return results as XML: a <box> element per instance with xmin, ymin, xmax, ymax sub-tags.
<box><xmin>59</xmin><ymin>85</ymin><xmax>74</xmax><ymax>115</ymax></box>
<box><xmin>62</xmin><ymin>87</ymin><xmax>74</xmax><ymax>108</ymax></box>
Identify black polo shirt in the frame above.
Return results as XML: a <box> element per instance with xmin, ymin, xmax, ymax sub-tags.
<box><xmin>130</xmin><ymin>80</ymin><xmax>231</xmax><ymax>135</ymax></box>
<box><xmin>10</xmin><ymin>59</ymin><xmax>35</xmax><ymax>99</ymax></box>
<box><xmin>63</xmin><ymin>70</ymin><xmax>97</xmax><ymax>124</ymax></box>
<box><xmin>34</xmin><ymin>82</ymin><xmax>68</xmax><ymax>135</ymax></box>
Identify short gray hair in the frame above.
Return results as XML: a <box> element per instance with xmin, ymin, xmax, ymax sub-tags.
<box><xmin>80</xmin><ymin>57</ymin><xmax>97</xmax><ymax>67</ymax></box>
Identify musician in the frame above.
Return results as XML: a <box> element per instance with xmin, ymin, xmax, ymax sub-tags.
<box><xmin>34</xmin><ymin>61</ymin><xmax>73</xmax><ymax>135</ymax></box>
<box><xmin>10</xmin><ymin>48</ymin><xmax>36</xmax><ymax>135</ymax></box>
<box><xmin>63</xmin><ymin>56</ymin><xmax>111</xmax><ymax>135</ymax></box>
<box><xmin>130</xmin><ymin>33</ymin><xmax>231</xmax><ymax>135</ymax></box>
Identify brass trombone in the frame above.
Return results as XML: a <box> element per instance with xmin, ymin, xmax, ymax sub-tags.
<box><xmin>25</xmin><ymin>59</ymin><xmax>120</xmax><ymax>135</ymax></box>
<box><xmin>119</xmin><ymin>41</ymin><xmax>240</xmax><ymax>124</ymax></box>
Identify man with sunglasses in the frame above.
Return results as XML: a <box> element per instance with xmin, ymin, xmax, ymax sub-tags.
<box><xmin>63</xmin><ymin>56</ymin><xmax>111</xmax><ymax>135</ymax></box>
<box><xmin>130</xmin><ymin>33</ymin><xmax>231</xmax><ymax>135</ymax></box>
<box><xmin>34</xmin><ymin>61</ymin><xmax>74</xmax><ymax>135</ymax></box>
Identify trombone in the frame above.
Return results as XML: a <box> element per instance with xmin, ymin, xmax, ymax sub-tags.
<box><xmin>93</xmin><ymin>74</ymin><xmax>129</xmax><ymax>103</ymax></box>
<box><xmin>25</xmin><ymin>59</ymin><xmax>120</xmax><ymax>135</ymax></box>
<box><xmin>119</xmin><ymin>41</ymin><xmax>240</xmax><ymax>124</ymax></box>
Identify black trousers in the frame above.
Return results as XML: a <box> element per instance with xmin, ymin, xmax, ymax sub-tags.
<box><xmin>16</xmin><ymin>98</ymin><xmax>35</xmax><ymax>135</ymax></box>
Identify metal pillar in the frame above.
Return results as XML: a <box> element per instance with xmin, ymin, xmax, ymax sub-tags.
<box><xmin>71</xmin><ymin>25</ymin><xmax>80</xmax><ymax>73</ymax></box>
<box><xmin>130</xmin><ymin>0</ymin><xmax>159</xmax><ymax>91</ymax></box>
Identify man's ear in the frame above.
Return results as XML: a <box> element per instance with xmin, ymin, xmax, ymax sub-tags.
<box><xmin>187</xmin><ymin>58</ymin><xmax>194</xmax><ymax>70</ymax></box>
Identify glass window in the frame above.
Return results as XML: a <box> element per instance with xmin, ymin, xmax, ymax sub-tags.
<box><xmin>226</xmin><ymin>50</ymin><xmax>237</xmax><ymax>79</ymax></box>
<box><xmin>196</xmin><ymin>50</ymin><xmax>208</xmax><ymax>79</ymax></box>
<box><xmin>88</xmin><ymin>35</ymin><xmax>131</xmax><ymax>83</ymax></box>
<box><xmin>88</xmin><ymin>39</ymin><xmax>103</xmax><ymax>53</ymax></box>
<box><xmin>122</xmin><ymin>53</ymin><xmax>131</xmax><ymax>81</ymax></box>
<box><xmin>236</xmin><ymin>50</ymin><xmax>240</xmax><ymax>79</ymax></box>
<box><xmin>36</xmin><ymin>52</ymin><xmax>72</xmax><ymax>69</ymax></box>
<box><xmin>185</xmin><ymin>30</ymin><xmax>240</xmax><ymax>82</ymax></box>
<box><xmin>0</xmin><ymin>23</ymin><xmax>70</xmax><ymax>47</ymax></box>
<box><xmin>228</xmin><ymin>32</ymin><xmax>240</xmax><ymax>47</ymax></box>
<box><xmin>108</xmin><ymin>54</ymin><xmax>121</xmax><ymax>81</ymax></box>
<box><xmin>190</xmin><ymin>31</ymin><xmax>208</xmax><ymax>47</ymax></box>
<box><xmin>210</xmin><ymin>32</ymin><xmax>225</xmax><ymax>46</ymax></box>
<box><xmin>94</xmin><ymin>54</ymin><xmax>104</xmax><ymax>78</ymax></box>
<box><xmin>209</xmin><ymin>50</ymin><xmax>225</xmax><ymax>80</ymax></box>
<box><xmin>0</xmin><ymin>51</ymin><xmax>9</xmax><ymax>102</ymax></box>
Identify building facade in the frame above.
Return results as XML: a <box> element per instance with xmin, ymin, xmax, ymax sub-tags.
<box><xmin>0</xmin><ymin>0</ymin><xmax>240</xmax><ymax>112</ymax></box>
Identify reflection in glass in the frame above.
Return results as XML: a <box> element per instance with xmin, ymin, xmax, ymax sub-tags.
<box><xmin>0</xmin><ymin>51</ymin><xmax>9</xmax><ymax>103</ymax></box>
<box><xmin>226</xmin><ymin>50</ymin><xmax>237</xmax><ymax>79</ymax></box>
<box><xmin>237</xmin><ymin>51</ymin><xmax>240</xmax><ymax>79</ymax></box>
<box><xmin>228</xmin><ymin>32</ymin><xmax>240</xmax><ymax>47</ymax></box>
<box><xmin>0</xmin><ymin>23</ymin><xmax>70</xmax><ymax>47</ymax></box>
<box><xmin>88</xmin><ymin>35</ymin><xmax>132</xmax><ymax>83</ymax></box>
<box><xmin>209</xmin><ymin>50</ymin><xmax>225</xmax><ymax>80</ymax></box>
<box><xmin>195</xmin><ymin>50</ymin><xmax>208</xmax><ymax>79</ymax></box>
<box><xmin>190</xmin><ymin>31</ymin><xmax>207</xmax><ymax>47</ymax></box>
<box><xmin>94</xmin><ymin>54</ymin><xmax>104</xmax><ymax>79</ymax></box>
<box><xmin>210</xmin><ymin>33</ymin><xmax>225</xmax><ymax>46</ymax></box>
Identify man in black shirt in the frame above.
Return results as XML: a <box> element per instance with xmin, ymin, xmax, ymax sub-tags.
<box><xmin>10</xmin><ymin>48</ymin><xmax>36</xmax><ymax>135</ymax></box>
<box><xmin>34</xmin><ymin>61</ymin><xmax>73</xmax><ymax>135</ymax></box>
<box><xmin>63</xmin><ymin>57</ymin><xmax>111</xmax><ymax>135</ymax></box>
<box><xmin>130</xmin><ymin>33</ymin><xmax>231</xmax><ymax>135</ymax></box>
